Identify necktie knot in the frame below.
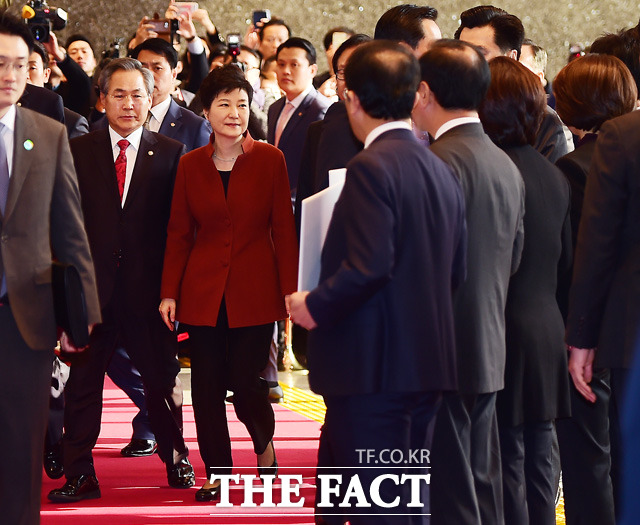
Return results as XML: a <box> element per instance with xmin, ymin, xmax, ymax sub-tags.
<box><xmin>117</xmin><ymin>139</ymin><xmax>129</xmax><ymax>152</ymax></box>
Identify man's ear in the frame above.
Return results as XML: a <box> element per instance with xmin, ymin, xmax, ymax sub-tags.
<box><xmin>507</xmin><ymin>49</ymin><xmax>518</xmax><ymax>60</ymax></box>
<box><xmin>310</xmin><ymin>63</ymin><xmax>318</xmax><ymax>77</ymax></box>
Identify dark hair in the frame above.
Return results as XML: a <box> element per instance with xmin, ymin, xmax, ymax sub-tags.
<box><xmin>590</xmin><ymin>27</ymin><xmax>640</xmax><ymax>92</ymax></box>
<box><xmin>491</xmin><ymin>15</ymin><xmax>525</xmax><ymax>58</ymax></box>
<box><xmin>345</xmin><ymin>40</ymin><xmax>420</xmax><ymax>120</ymax></box>
<box><xmin>32</xmin><ymin>41</ymin><xmax>50</xmax><ymax>69</ymax></box>
<box><xmin>479</xmin><ymin>57</ymin><xmax>546</xmax><ymax>147</ymax></box>
<box><xmin>131</xmin><ymin>37</ymin><xmax>178</xmax><ymax>70</ymax></box>
<box><xmin>554</xmin><ymin>54</ymin><xmax>637</xmax><ymax>132</ymax></box>
<box><xmin>322</xmin><ymin>27</ymin><xmax>356</xmax><ymax>51</ymax></box>
<box><xmin>66</xmin><ymin>34</ymin><xmax>94</xmax><ymax>53</ymax></box>
<box><xmin>420</xmin><ymin>39</ymin><xmax>490</xmax><ymax>110</ymax></box>
<box><xmin>0</xmin><ymin>10</ymin><xmax>35</xmax><ymax>53</ymax></box>
<box><xmin>198</xmin><ymin>64</ymin><xmax>253</xmax><ymax>110</ymax></box>
<box><xmin>332</xmin><ymin>34</ymin><xmax>372</xmax><ymax>75</ymax></box>
<box><xmin>374</xmin><ymin>4</ymin><xmax>438</xmax><ymax>49</ymax></box>
<box><xmin>276</xmin><ymin>37</ymin><xmax>317</xmax><ymax>65</ymax></box>
<box><xmin>258</xmin><ymin>19</ymin><xmax>291</xmax><ymax>42</ymax></box>
<box><xmin>98</xmin><ymin>57</ymin><xmax>154</xmax><ymax>96</ymax></box>
<box><xmin>454</xmin><ymin>6</ymin><xmax>524</xmax><ymax>59</ymax></box>
<box><xmin>239</xmin><ymin>45</ymin><xmax>261</xmax><ymax>62</ymax></box>
<box><xmin>454</xmin><ymin>5</ymin><xmax>506</xmax><ymax>39</ymax></box>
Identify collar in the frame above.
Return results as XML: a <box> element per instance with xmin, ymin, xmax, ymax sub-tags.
<box><xmin>108</xmin><ymin>125</ymin><xmax>144</xmax><ymax>151</ymax></box>
<box><xmin>0</xmin><ymin>105</ymin><xmax>17</xmax><ymax>133</ymax></box>
<box><xmin>435</xmin><ymin>116</ymin><xmax>481</xmax><ymax>140</ymax></box>
<box><xmin>150</xmin><ymin>96</ymin><xmax>172</xmax><ymax>126</ymax></box>
<box><xmin>286</xmin><ymin>85</ymin><xmax>313</xmax><ymax>110</ymax></box>
<box><xmin>205</xmin><ymin>130</ymin><xmax>256</xmax><ymax>159</ymax></box>
<box><xmin>364</xmin><ymin>120</ymin><xmax>412</xmax><ymax>149</ymax></box>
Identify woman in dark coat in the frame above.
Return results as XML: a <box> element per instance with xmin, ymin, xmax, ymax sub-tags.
<box><xmin>551</xmin><ymin>54</ymin><xmax>637</xmax><ymax>525</ymax></box>
<box><xmin>479</xmin><ymin>57</ymin><xmax>572</xmax><ymax>525</ymax></box>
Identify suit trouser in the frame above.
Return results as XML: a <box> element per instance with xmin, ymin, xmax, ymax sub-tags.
<box><xmin>106</xmin><ymin>346</ymin><xmax>155</xmax><ymax>440</ymax></box>
<box><xmin>315</xmin><ymin>391</ymin><xmax>441</xmax><ymax>525</ymax></box>
<box><xmin>431</xmin><ymin>391</ymin><xmax>503</xmax><ymax>525</ymax></box>
<box><xmin>183</xmin><ymin>302</ymin><xmax>274</xmax><ymax>478</ymax></box>
<box><xmin>0</xmin><ymin>305</ymin><xmax>54</xmax><ymax>525</ymax></box>
<box><xmin>557</xmin><ymin>367</ymin><xmax>628</xmax><ymax>525</ymax></box>
<box><xmin>63</xmin><ymin>293</ymin><xmax>186</xmax><ymax>478</ymax></box>
<box><xmin>499</xmin><ymin>420</ymin><xmax>555</xmax><ymax>525</ymax></box>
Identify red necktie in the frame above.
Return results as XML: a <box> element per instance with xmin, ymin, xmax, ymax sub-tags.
<box><xmin>115</xmin><ymin>139</ymin><xmax>129</xmax><ymax>202</ymax></box>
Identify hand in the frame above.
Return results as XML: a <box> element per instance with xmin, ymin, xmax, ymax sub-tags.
<box><xmin>128</xmin><ymin>17</ymin><xmax>158</xmax><ymax>49</ymax></box>
<box><xmin>59</xmin><ymin>329</ymin><xmax>90</xmax><ymax>354</ymax></box>
<box><xmin>42</xmin><ymin>32</ymin><xmax>66</xmax><ymax>63</ymax></box>
<box><xmin>285</xmin><ymin>292</ymin><xmax>317</xmax><ymax>330</ymax></box>
<box><xmin>159</xmin><ymin>298</ymin><xmax>177</xmax><ymax>331</ymax></box>
<box><xmin>192</xmin><ymin>8</ymin><xmax>216</xmax><ymax>34</ymax></box>
<box><xmin>243</xmin><ymin>22</ymin><xmax>260</xmax><ymax>49</ymax></box>
<box><xmin>567</xmin><ymin>346</ymin><xmax>597</xmax><ymax>403</ymax></box>
<box><xmin>317</xmin><ymin>76</ymin><xmax>338</xmax><ymax>102</ymax></box>
<box><xmin>176</xmin><ymin>12</ymin><xmax>197</xmax><ymax>42</ymax></box>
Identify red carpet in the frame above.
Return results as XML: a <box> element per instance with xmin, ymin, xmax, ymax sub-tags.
<box><xmin>41</xmin><ymin>378</ymin><xmax>321</xmax><ymax>524</ymax></box>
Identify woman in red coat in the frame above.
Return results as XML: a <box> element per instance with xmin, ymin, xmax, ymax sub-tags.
<box><xmin>159</xmin><ymin>65</ymin><xmax>298</xmax><ymax>501</ymax></box>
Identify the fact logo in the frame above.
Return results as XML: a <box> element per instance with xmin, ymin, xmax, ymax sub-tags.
<box><xmin>209</xmin><ymin>471</ymin><xmax>430</xmax><ymax>508</ymax></box>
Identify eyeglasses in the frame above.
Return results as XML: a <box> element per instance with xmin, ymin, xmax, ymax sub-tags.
<box><xmin>335</xmin><ymin>69</ymin><xmax>345</xmax><ymax>81</ymax></box>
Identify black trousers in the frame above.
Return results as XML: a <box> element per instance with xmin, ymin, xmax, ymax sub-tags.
<box><xmin>557</xmin><ymin>367</ymin><xmax>628</xmax><ymax>525</ymax></box>
<box><xmin>183</xmin><ymin>304</ymin><xmax>274</xmax><ymax>478</ymax></box>
<box><xmin>63</xmin><ymin>292</ymin><xmax>186</xmax><ymax>478</ymax></box>
<box><xmin>0</xmin><ymin>305</ymin><xmax>54</xmax><ymax>525</ymax></box>
<box><xmin>431</xmin><ymin>391</ymin><xmax>503</xmax><ymax>525</ymax></box>
<box><xmin>499</xmin><ymin>420</ymin><xmax>555</xmax><ymax>525</ymax></box>
<box><xmin>315</xmin><ymin>391</ymin><xmax>441</xmax><ymax>525</ymax></box>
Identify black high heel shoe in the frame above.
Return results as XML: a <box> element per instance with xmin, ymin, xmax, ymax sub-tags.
<box><xmin>257</xmin><ymin>440</ymin><xmax>278</xmax><ymax>477</ymax></box>
<box><xmin>195</xmin><ymin>483</ymin><xmax>221</xmax><ymax>502</ymax></box>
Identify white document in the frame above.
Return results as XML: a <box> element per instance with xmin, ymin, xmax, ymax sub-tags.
<box><xmin>297</xmin><ymin>168</ymin><xmax>347</xmax><ymax>291</ymax></box>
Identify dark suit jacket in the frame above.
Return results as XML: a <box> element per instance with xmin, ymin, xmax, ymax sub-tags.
<box><xmin>534</xmin><ymin>106</ymin><xmax>572</xmax><ymax>164</ymax></box>
<box><xmin>55</xmin><ymin>55</ymin><xmax>94</xmax><ymax>117</ymax></box>
<box><xmin>161</xmin><ymin>133</ymin><xmax>298</xmax><ymax>328</ymax></box>
<box><xmin>295</xmin><ymin>101</ymin><xmax>363</xmax><ymax>238</ymax></box>
<box><xmin>306</xmin><ymin>128</ymin><xmax>467</xmax><ymax>396</ymax></box>
<box><xmin>430</xmin><ymin>122</ymin><xmax>525</xmax><ymax>394</ymax></box>
<box><xmin>64</xmin><ymin>108</ymin><xmax>89</xmax><ymax>139</ymax></box>
<box><xmin>70</xmin><ymin>128</ymin><xmax>186</xmax><ymax>313</ymax></box>
<box><xmin>157</xmin><ymin>99</ymin><xmax>211</xmax><ymax>152</ymax></box>
<box><xmin>566</xmin><ymin>110</ymin><xmax>640</xmax><ymax>369</ymax></box>
<box><xmin>1</xmin><ymin>107</ymin><xmax>100</xmax><ymax>350</ymax></box>
<box><xmin>267</xmin><ymin>88</ymin><xmax>331</xmax><ymax>191</ymax></box>
<box><xmin>17</xmin><ymin>83</ymin><xmax>65</xmax><ymax>123</ymax></box>
<box><xmin>498</xmin><ymin>145</ymin><xmax>572</xmax><ymax>426</ymax></box>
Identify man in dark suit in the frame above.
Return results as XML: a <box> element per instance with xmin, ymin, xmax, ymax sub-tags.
<box><xmin>565</xmin><ymin>109</ymin><xmax>640</xmax><ymax>524</ymax></box>
<box><xmin>267</xmin><ymin>37</ymin><xmax>331</xmax><ymax>198</ymax></box>
<box><xmin>48</xmin><ymin>58</ymin><xmax>194</xmax><ymax>503</ymax></box>
<box><xmin>18</xmin><ymin>82</ymin><xmax>64</xmax><ymax>123</ymax></box>
<box><xmin>412</xmin><ymin>40</ymin><xmax>525</xmax><ymax>525</ymax></box>
<box><xmin>132</xmin><ymin>38</ymin><xmax>211</xmax><ymax>151</ymax></box>
<box><xmin>0</xmin><ymin>13</ymin><xmax>100</xmax><ymax>524</ymax></box>
<box><xmin>455</xmin><ymin>6</ymin><xmax>572</xmax><ymax>163</ymax></box>
<box><xmin>288</xmin><ymin>40</ymin><xmax>467</xmax><ymax>525</ymax></box>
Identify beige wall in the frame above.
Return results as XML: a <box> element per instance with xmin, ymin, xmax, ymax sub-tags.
<box><xmin>7</xmin><ymin>0</ymin><xmax>639</xmax><ymax>79</ymax></box>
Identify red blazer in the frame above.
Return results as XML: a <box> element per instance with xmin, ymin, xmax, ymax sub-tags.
<box><xmin>161</xmin><ymin>133</ymin><xmax>298</xmax><ymax>328</ymax></box>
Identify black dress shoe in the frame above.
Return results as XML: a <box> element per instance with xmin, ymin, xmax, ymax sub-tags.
<box><xmin>48</xmin><ymin>474</ymin><xmax>101</xmax><ymax>502</ymax></box>
<box><xmin>195</xmin><ymin>484</ymin><xmax>221</xmax><ymax>502</ymax></box>
<box><xmin>258</xmin><ymin>440</ymin><xmax>278</xmax><ymax>477</ymax></box>
<box><xmin>167</xmin><ymin>458</ymin><xmax>195</xmax><ymax>488</ymax></box>
<box><xmin>44</xmin><ymin>449</ymin><xmax>64</xmax><ymax>479</ymax></box>
<box><xmin>120</xmin><ymin>439</ymin><xmax>158</xmax><ymax>457</ymax></box>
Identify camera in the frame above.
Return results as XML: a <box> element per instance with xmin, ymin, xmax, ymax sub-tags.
<box><xmin>147</xmin><ymin>14</ymin><xmax>180</xmax><ymax>45</ymax></box>
<box><xmin>22</xmin><ymin>0</ymin><xmax>67</xmax><ymax>43</ymax></box>
<box><xmin>227</xmin><ymin>33</ymin><xmax>241</xmax><ymax>58</ymax></box>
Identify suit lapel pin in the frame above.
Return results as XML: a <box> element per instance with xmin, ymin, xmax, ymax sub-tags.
<box><xmin>170</xmin><ymin>122</ymin><xmax>176</xmax><ymax>127</ymax></box>
<box><xmin>148</xmin><ymin>150</ymin><xmax>154</xmax><ymax>156</ymax></box>
<box><xmin>23</xmin><ymin>139</ymin><xmax>34</xmax><ymax>151</ymax></box>
<box><xmin>298</xmin><ymin>112</ymin><xmax>303</xmax><ymax>117</ymax></box>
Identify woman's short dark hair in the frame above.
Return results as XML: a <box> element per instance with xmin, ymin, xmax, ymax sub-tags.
<box><xmin>198</xmin><ymin>64</ymin><xmax>253</xmax><ymax>110</ymax></box>
<box><xmin>553</xmin><ymin>54</ymin><xmax>637</xmax><ymax>132</ymax></box>
<box><xmin>479</xmin><ymin>57</ymin><xmax>546</xmax><ymax>148</ymax></box>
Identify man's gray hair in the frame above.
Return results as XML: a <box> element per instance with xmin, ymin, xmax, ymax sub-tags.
<box><xmin>98</xmin><ymin>57</ymin><xmax>154</xmax><ymax>95</ymax></box>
